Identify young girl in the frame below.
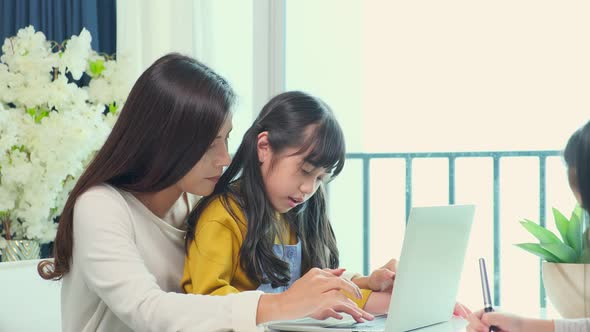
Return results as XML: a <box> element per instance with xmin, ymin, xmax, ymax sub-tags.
<box><xmin>181</xmin><ymin>91</ymin><xmax>394</xmax><ymax>314</ymax></box>
<box><xmin>38</xmin><ymin>55</ymin><xmax>373</xmax><ymax>332</ymax></box>
<box><xmin>467</xmin><ymin>121</ymin><xmax>590</xmax><ymax>332</ymax></box>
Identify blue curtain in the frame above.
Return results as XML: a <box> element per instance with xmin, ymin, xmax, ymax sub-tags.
<box><xmin>0</xmin><ymin>0</ymin><xmax>116</xmax><ymax>54</ymax></box>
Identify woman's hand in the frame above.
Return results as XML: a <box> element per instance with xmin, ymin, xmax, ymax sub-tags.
<box><xmin>466</xmin><ymin>309</ymin><xmax>554</xmax><ymax>332</ymax></box>
<box><xmin>467</xmin><ymin>309</ymin><xmax>525</xmax><ymax>332</ymax></box>
<box><xmin>366</xmin><ymin>258</ymin><xmax>397</xmax><ymax>292</ymax></box>
<box><xmin>256</xmin><ymin>268</ymin><xmax>374</xmax><ymax>324</ymax></box>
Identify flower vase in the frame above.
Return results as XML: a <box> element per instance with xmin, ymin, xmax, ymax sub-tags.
<box><xmin>1</xmin><ymin>240</ymin><xmax>40</xmax><ymax>262</ymax></box>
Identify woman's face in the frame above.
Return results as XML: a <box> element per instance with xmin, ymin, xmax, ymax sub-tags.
<box><xmin>177</xmin><ymin>116</ymin><xmax>232</xmax><ymax>196</ymax></box>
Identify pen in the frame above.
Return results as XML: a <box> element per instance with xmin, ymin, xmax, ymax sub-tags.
<box><xmin>478</xmin><ymin>258</ymin><xmax>498</xmax><ymax>332</ymax></box>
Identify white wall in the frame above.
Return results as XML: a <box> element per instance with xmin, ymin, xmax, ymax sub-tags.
<box><xmin>364</xmin><ymin>0</ymin><xmax>590</xmax><ymax>152</ymax></box>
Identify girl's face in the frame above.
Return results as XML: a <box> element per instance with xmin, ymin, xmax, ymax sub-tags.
<box><xmin>257</xmin><ymin>132</ymin><xmax>329</xmax><ymax>213</ymax></box>
<box><xmin>176</xmin><ymin>116</ymin><xmax>232</xmax><ymax>196</ymax></box>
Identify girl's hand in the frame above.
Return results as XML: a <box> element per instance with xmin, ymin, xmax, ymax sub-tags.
<box><xmin>367</xmin><ymin>259</ymin><xmax>397</xmax><ymax>292</ymax></box>
<box><xmin>257</xmin><ymin>268</ymin><xmax>374</xmax><ymax>324</ymax></box>
<box><xmin>467</xmin><ymin>309</ymin><xmax>524</xmax><ymax>332</ymax></box>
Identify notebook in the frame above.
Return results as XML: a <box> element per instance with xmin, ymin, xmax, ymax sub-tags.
<box><xmin>268</xmin><ymin>204</ymin><xmax>475</xmax><ymax>332</ymax></box>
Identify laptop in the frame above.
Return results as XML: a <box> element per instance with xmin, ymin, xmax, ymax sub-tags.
<box><xmin>268</xmin><ymin>204</ymin><xmax>475</xmax><ymax>332</ymax></box>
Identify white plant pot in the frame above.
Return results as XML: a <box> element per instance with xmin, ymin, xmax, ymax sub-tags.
<box><xmin>542</xmin><ymin>262</ymin><xmax>590</xmax><ymax>318</ymax></box>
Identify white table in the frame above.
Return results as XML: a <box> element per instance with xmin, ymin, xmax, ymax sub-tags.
<box><xmin>0</xmin><ymin>259</ymin><xmax>61</xmax><ymax>332</ymax></box>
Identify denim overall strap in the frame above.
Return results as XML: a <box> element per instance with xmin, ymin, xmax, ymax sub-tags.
<box><xmin>256</xmin><ymin>240</ymin><xmax>302</xmax><ymax>293</ymax></box>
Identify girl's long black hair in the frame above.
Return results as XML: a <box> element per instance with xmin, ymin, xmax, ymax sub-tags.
<box><xmin>186</xmin><ymin>91</ymin><xmax>346</xmax><ymax>287</ymax></box>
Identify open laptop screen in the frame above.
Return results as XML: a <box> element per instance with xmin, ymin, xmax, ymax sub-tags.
<box><xmin>268</xmin><ymin>204</ymin><xmax>475</xmax><ymax>332</ymax></box>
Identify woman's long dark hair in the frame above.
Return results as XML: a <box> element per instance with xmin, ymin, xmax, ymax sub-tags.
<box><xmin>564</xmin><ymin>122</ymin><xmax>590</xmax><ymax>318</ymax></box>
<box><xmin>39</xmin><ymin>53</ymin><xmax>235</xmax><ymax>280</ymax></box>
<box><xmin>564</xmin><ymin>120</ymin><xmax>590</xmax><ymax>211</ymax></box>
<box><xmin>186</xmin><ymin>91</ymin><xmax>346</xmax><ymax>287</ymax></box>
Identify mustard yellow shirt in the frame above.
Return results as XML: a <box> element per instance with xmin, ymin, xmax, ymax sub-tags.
<box><xmin>181</xmin><ymin>195</ymin><xmax>371</xmax><ymax>308</ymax></box>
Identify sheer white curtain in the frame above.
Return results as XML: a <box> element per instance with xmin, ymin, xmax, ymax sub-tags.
<box><xmin>117</xmin><ymin>0</ymin><xmax>285</xmax><ymax>152</ymax></box>
<box><xmin>115</xmin><ymin>0</ymin><xmax>210</xmax><ymax>82</ymax></box>
<box><xmin>114</xmin><ymin>0</ymin><xmax>281</xmax><ymax>153</ymax></box>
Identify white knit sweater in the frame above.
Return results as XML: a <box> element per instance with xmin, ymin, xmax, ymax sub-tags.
<box><xmin>61</xmin><ymin>184</ymin><xmax>263</xmax><ymax>332</ymax></box>
<box><xmin>555</xmin><ymin>318</ymin><xmax>590</xmax><ymax>332</ymax></box>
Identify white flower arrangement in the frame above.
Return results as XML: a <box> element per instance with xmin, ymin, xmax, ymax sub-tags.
<box><xmin>0</xmin><ymin>26</ymin><xmax>132</xmax><ymax>247</ymax></box>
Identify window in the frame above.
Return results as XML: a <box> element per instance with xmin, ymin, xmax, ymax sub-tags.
<box><xmin>286</xmin><ymin>0</ymin><xmax>590</xmax><ymax>315</ymax></box>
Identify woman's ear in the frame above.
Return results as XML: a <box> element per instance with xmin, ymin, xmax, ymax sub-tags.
<box><xmin>257</xmin><ymin>131</ymin><xmax>271</xmax><ymax>163</ymax></box>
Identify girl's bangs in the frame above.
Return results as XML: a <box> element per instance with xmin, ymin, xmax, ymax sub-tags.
<box><xmin>295</xmin><ymin>119</ymin><xmax>345</xmax><ymax>177</ymax></box>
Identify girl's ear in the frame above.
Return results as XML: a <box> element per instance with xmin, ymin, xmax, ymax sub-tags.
<box><xmin>257</xmin><ymin>131</ymin><xmax>271</xmax><ymax>163</ymax></box>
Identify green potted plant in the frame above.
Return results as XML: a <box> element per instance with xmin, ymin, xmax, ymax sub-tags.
<box><xmin>516</xmin><ymin>206</ymin><xmax>590</xmax><ymax>318</ymax></box>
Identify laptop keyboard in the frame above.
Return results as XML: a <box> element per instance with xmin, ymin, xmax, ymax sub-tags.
<box><xmin>326</xmin><ymin>314</ymin><xmax>387</xmax><ymax>331</ymax></box>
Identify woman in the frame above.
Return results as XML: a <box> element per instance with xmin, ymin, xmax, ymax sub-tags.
<box><xmin>467</xmin><ymin>121</ymin><xmax>590</xmax><ymax>332</ymax></box>
<box><xmin>38</xmin><ymin>53</ymin><xmax>372</xmax><ymax>332</ymax></box>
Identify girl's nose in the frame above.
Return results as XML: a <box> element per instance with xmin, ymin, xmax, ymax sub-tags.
<box><xmin>300</xmin><ymin>178</ymin><xmax>316</xmax><ymax>195</ymax></box>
